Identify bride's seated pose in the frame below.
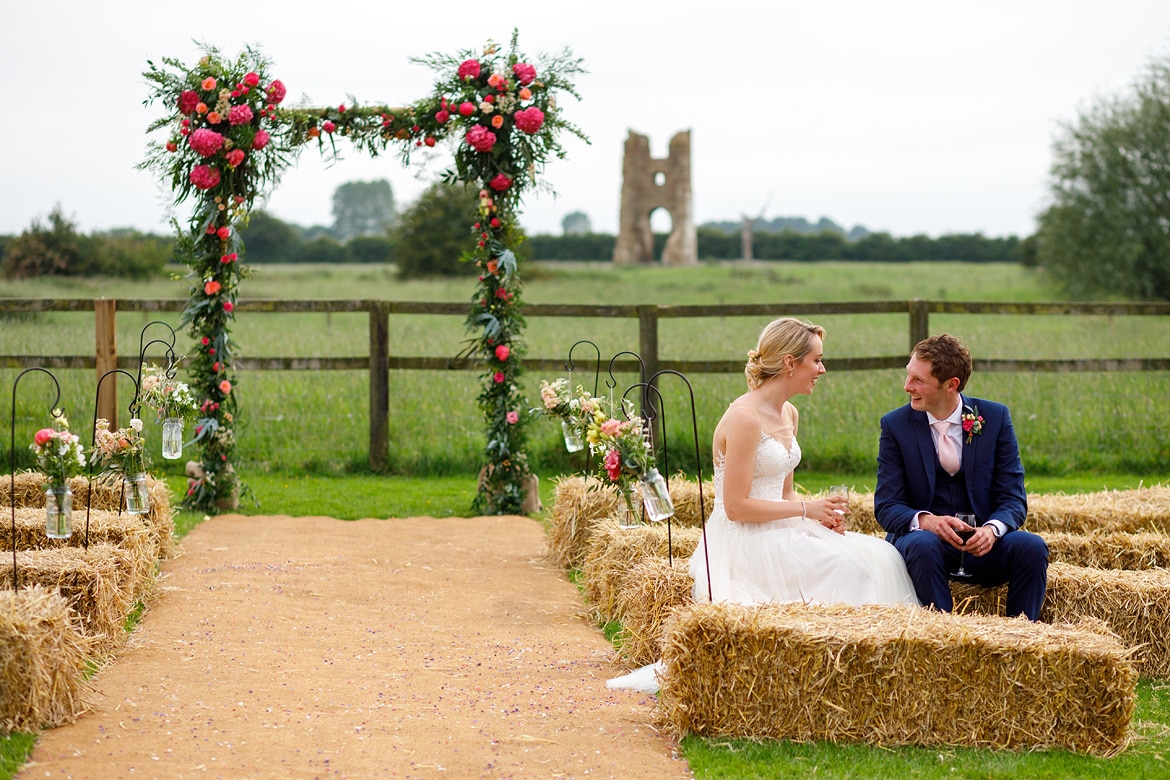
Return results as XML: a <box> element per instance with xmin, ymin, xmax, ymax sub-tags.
<box><xmin>609</xmin><ymin>317</ymin><xmax>919</xmax><ymax>693</ymax></box>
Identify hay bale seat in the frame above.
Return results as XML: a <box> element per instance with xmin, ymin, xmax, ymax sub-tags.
<box><xmin>0</xmin><ymin>586</ymin><xmax>94</xmax><ymax>732</ymax></box>
<box><xmin>1044</xmin><ymin>530</ymin><xmax>1170</xmax><ymax>569</ymax></box>
<box><xmin>2</xmin><ymin>471</ymin><xmax>176</xmax><ymax>560</ymax></box>
<box><xmin>580</xmin><ymin>520</ymin><xmax>701</xmax><ymax>625</ymax></box>
<box><xmin>2</xmin><ymin>506</ymin><xmax>159</xmax><ymax>603</ymax></box>
<box><xmin>548</xmin><ymin>475</ymin><xmax>712</xmax><ymax>570</ymax></box>
<box><xmin>614</xmin><ymin>556</ymin><xmax>695</xmax><ymax>666</ymax></box>
<box><xmin>0</xmin><ymin>545</ymin><xmax>137</xmax><ymax>658</ymax></box>
<box><xmin>657</xmin><ymin>601</ymin><xmax>1136</xmax><ymax>755</ymax></box>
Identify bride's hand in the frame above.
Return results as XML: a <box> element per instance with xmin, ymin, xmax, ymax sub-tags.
<box><xmin>807</xmin><ymin>496</ymin><xmax>848</xmax><ymax>534</ymax></box>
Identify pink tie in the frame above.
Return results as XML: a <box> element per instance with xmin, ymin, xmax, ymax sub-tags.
<box><xmin>934</xmin><ymin>421</ymin><xmax>961</xmax><ymax>476</ymax></box>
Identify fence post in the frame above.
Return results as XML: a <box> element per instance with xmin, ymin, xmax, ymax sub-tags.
<box><xmin>369</xmin><ymin>302</ymin><xmax>390</xmax><ymax>472</ymax></box>
<box><xmin>909</xmin><ymin>298</ymin><xmax>929</xmax><ymax>353</ymax></box>
<box><xmin>95</xmin><ymin>299</ymin><xmax>118</xmax><ymax>426</ymax></box>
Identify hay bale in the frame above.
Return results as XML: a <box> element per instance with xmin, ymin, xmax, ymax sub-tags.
<box><xmin>657</xmin><ymin>601</ymin><xmax>1135</xmax><ymax>755</ymax></box>
<box><xmin>581</xmin><ymin>521</ymin><xmax>700</xmax><ymax>625</ymax></box>
<box><xmin>1028</xmin><ymin>486</ymin><xmax>1170</xmax><ymax>535</ymax></box>
<box><xmin>0</xmin><ymin>545</ymin><xmax>136</xmax><ymax>658</ymax></box>
<box><xmin>1044</xmin><ymin>531</ymin><xmax>1170</xmax><ymax>570</ymax></box>
<box><xmin>1</xmin><ymin>507</ymin><xmax>159</xmax><ymax>602</ymax></box>
<box><xmin>840</xmin><ymin>491</ymin><xmax>884</xmax><ymax>537</ymax></box>
<box><xmin>614</xmin><ymin>556</ymin><xmax>695</xmax><ymax>665</ymax></box>
<box><xmin>0</xmin><ymin>587</ymin><xmax>93</xmax><ymax>731</ymax></box>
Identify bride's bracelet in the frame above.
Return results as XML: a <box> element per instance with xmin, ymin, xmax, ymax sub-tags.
<box><xmin>801</xmin><ymin>501</ymin><xmax>807</xmax><ymax>520</ymax></box>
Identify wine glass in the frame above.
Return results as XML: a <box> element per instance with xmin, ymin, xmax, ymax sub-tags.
<box><xmin>951</xmin><ymin>512</ymin><xmax>978</xmax><ymax>578</ymax></box>
<box><xmin>829</xmin><ymin>485</ymin><xmax>849</xmax><ymax>517</ymax></box>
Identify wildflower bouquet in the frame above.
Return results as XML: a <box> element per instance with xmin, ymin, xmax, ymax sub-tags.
<box><xmin>585</xmin><ymin>399</ymin><xmax>655</xmax><ymax>495</ymax></box>
<box><xmin>535</xmin><ymin>378</ymin><xmax>598</xmax><ymax>440</ymax></box>
<box><xmin>140</xmin><ymin>364</ymin><xmax>200</xmax><ymax>421</ymax></box>
<box><xmin>91</xmin><ymin>418</ymin><xmax>150</xmax><ymax>477</ymax></box>
<box><xmin>31</xmin><ymin>412</ymin><xmax>86</xmax><ymax>486</ymax></box>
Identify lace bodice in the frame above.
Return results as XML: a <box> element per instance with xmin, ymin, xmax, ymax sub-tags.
<box><xmin>713</xmin><ymin>433</ymin><xmax>802</xmax><ymax>509</ymax></box>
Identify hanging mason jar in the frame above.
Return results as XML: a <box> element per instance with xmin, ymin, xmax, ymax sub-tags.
<box><xmin>638</xmin><ymin>467</ymin><xmax>675</xmax><ymax>523</ymax></box>
<box><xmin>45</xmin><ymin>484</ymin><xmax>72</xmax><ymax>539</ymax></box>
<box><xmin>124</xmin><ymin>472</ymin><xmax>151</xmax><ymax>515</ymax></box>
<box><xmin>618</xmin><ymin>486</ymin><xmax>643</xmax><ymax>530</ymax></box>
<box><xmin>161</xmin><ymin>417</ymin><xmax>184</xmax><ymax>460</ymax></box>
<box><xmin>562</xmin><ymin>420</ymin><xmax>584</xmax><ymax>453</ymax></box>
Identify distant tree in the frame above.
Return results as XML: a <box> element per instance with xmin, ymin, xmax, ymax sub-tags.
<box><xmin>1036</xmin><ymin>51</ymin><xmax>1170</xmax><ymax>299</ymax></box>
<box><xmin>332</xmin><ymin>179</ymin><xmax>397</xmax><ymax>242</ymax></box>
<box><xmin>93</xmin><ymin>229</ymin><xmax>170</xmax><ymax>275</ymax></box>
<box><xmin>392</xmin><ymin>182</ymin><xmax>480</xmax><ymax>278</ymax></box>
<box><xmin>561</xmin><ymin>210</ymin><xmax>592</xmax><ymax>235</ymax></box>
<box><xmin>238</xmin><ymin>210</ymin><xmax>300</xmax><ymax>263</ymax></box>
<box><xmin>290</xmin><ymin>235</ymin><xmax>347</xmax><ymax>264</ymax></box>
<box><xmin>1</xmin><ymin>205</ymin><xmax>91</xmax><ymax>279</ymax></box>
<box><xmin>345</xmin><ymin>234</ymin><xmax>395</xmax><ymax>264</ymax></box>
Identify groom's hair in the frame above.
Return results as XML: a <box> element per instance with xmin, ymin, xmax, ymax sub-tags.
<box><xmin>913</xmin><ymin>334</ymin><xmax>972</xmax><ymax>392</ymax></box>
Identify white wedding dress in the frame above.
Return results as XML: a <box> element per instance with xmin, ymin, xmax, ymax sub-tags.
<box><xmin>607</xmin><ymin>433</ymin><xmax>919</xmax><ymax>693</ymax></box>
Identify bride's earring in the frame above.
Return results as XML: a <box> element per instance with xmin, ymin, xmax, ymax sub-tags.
<box><xmin>788</xmin><ymin>368</ymin><xmax>794</xmax><ymax>377</ymax></box>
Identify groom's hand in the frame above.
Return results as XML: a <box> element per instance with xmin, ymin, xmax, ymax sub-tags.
<box><xmin>922</xmin><ymin>513</ymin><xmax>967</xmax><ymax>549</ymax></box>
<box><xmin>962</xmin><ymin>526</ymin><xmax>996</xmax><ymax>557</ymax></box>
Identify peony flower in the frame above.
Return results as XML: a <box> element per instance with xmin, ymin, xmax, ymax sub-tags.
<box><xmin>323</xmin><ymin>120</ymin><xmax>336</xmax><ymax>134</ymax></box>
<box><xmin>189</xmin><ymin>165</ymin><xmax>221</xmax><ymax>190</ymax></box>
<box><xmin>252</xmin><ymin>129</ymin><xmax>270</xmax><ymax>150</ymax></box>
<box><xmin>465</xmin><ymin>125</ymin><xmax>496</xmax><ymax>153</ymax></box>
<box><xmin>266</xmin><ymin>80</ymin><xmax>287</xmax><ymax>104</ymax></box>
<box><xmin>226</xmin><ymin>149</ymin><xmax>246</xmax><ymax>168</ymax></box>
<box><xmin>489</xmin><ymin>173</ymin><xmax>512</xmax><ymax>192</ymax></box>
<box><xmin>506</xmin><ymin>411</ymin><xmax>519</xmax><ymax>424</ymax></box>
<box><xmin>228</xmin><ymin>104</ymin><xmax>254</xmax><ymax>126</ymax></box>
<box><xmin>512</xmin><ymin>62</ymin><xmax>536</xmax><ymax>85</ymax></box>
<box><xmin>188</xmin><ymin>128</ymin><xmax>224</xmax><ymax>157</ymax></box>
<box><xmin>434</xmin><ymin>109</ymin><xmax>450</xmax><ymax>124</ymax></box>
<box><xmin>457</xmin><ymin>59</ymin><xmax>481</xmax><ymax>80</ymax></box>
<box><xmin>202</xmin><ymin>76</ymin><xmax>217</xmax><ymax>90</ymax></box>
<box><xmin>495</xmin><ymin>344</ymin><xmax>510</xmax><ymax>362</ymax></box>
<box><xmin>243</xmin><ymin>72</ymin><xmax>260</xmax><ymax>87</ymax></box>
<box><xmin>178</xmin><ymin>90</ymin><xmax>200</xmax><ymax>114</ymax></box>
<box><xmin>458</xmin><ymin>101</ymin><xmax>475</xmax><ymax>117</ymax></box>
<box><xmin>219</xmin><ymin>380</ymin><xmax>232</xmax><ymax>395</ymax></box>
<box><xmin>204</xmin><ymin>280</ymin><xmax>221</xmax><ymax>296</ymax></box>
<box><xmin>493</xmin><ymin>371</ymin><xmax>505</xmax><ymax>384</ymax></box>
<box><xmin>513</xmin><ymin>106</ymin><xmax>545</xmax><ymax>135</ymax></box>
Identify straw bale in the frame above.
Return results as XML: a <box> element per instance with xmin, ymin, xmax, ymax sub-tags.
<box><xmin>657</xmin><ymin>601</ymin><xmax>1136</xmax><ymax>755</ymax></box>
<box><xmin>547</xmin><ymin>476</ymin><xmax>619</xmax><ymax>570</ymax></box>
<box><xmin>614</xmin><ymin>556</ymin><xmax>695</xmax><ymax>665</ymax></box>
<box><xmin>0</xmin><ymin>545</ymin><xmax>136</xmax><ymax>658</ymax></box>
<box><xmin>1044</xmin><ymin>531</ymin><xmax>1170</xmax><ymax>570</ymax></box>
<box><xmin>1028</xmin><ymin>486</ymin><xmax>1170</xmax><ymax>535</ymax></box>
<box><xmin>659</xmin><ymin>476</ymin><xmax>714</xmax><ymax>529</ymax></box>
<box><xmin>0</xmin><ymin>587</ymin><xmax>93</xmax><ymax>732</ymax></box>
<box><xmin>1</xmin><ymin>507</ymin><xmax>159</xmax><ymax>602</ymax></box>
<box><xmin>581</xmin><ymin>521</ymin><xmax>700</xmax><ymax>625</ymax></box>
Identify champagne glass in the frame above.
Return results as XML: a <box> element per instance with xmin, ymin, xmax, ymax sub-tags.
<box><xmin>829</xmin><ymin>485</ymin><xmax>849</xmax><ymax>517</ymax></box>
<box><xmin>951</xmin><ymin>512</ymin><xmax>978</xmax><ymax>578</ymax></box>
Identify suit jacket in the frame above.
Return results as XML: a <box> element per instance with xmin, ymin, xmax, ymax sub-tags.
<box><xmin>875</xmin><ymin>394</ymin><xmax>1027</xmax><ymax>541</ymax></box>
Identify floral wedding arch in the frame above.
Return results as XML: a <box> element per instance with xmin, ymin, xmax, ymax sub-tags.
<box><xmin>140</xmin><ymin>31</ymin><xmax>586</xmax><ymax>515</ymax></box>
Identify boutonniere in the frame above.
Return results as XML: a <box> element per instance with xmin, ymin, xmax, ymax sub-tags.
<box><xmin>961</xmin><ymin>404</ymin><xmax>984</xmax><ymax>444</ymax></box>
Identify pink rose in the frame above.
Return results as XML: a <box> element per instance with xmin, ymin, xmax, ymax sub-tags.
<box><xmin>601</xmin><ymin>419</ymin><xmax>622</xmax><ymax>437</ymax></box>
<box><xmin>322</xmin><ymin>120</ymin><xmax>336</xmax><ymax>134</ymax></box>
<box><xmin>457</xmin><ymin>59</ymin><xmax>481</xmax><ymax>80</ymax></box>
<box><xmin>204</xmin><ymin>280</ymin><xmax>221</xmax><ymax>295</ymax></box>
<box><xmin>266</xmin><ymin>80</ymin><xmax>286</xmax><ymax>104</ymax></box>
<box><xmin>514</xmin><ymin>106</ymin><xmax>545</xmax><ymax>135</ymax></box>
<box><xmin>202</xmin><ymin>76</ymin><xmax>217</xmax><ymax>90</ymax></box>
<box><xmin>466</xmin><ymin>125</ymin><xmax>496</xmax><ymax>153</ymax></box>
<box><xmin>604</xmin><ymin>449</ymin><xmax>622</xmax><ymax>482</ymax></box>
<box><xmin>512</xmin><ymin>62</ymin><xmax>536</xmax><ymax>85</ymax></box>
<box><xmin>224</xmin><ymin>301</ymin><xmax>234</xmax><ymax>312</ymax></box>
<box><xmin>252</xmin><ymin>129</ymin><xmax>270</xmax><ymax>150</ymax></box>
<box><xmin>458</xmin><ymin>101</ymin><xmax>475</xmax><ymax>117</ymax></box>
<box><xmin>219</xmin><ymin>380</ymin><xmax>232</xmax><ymax>395</ymax></box>
<box><xmin>201</xmin><ymin>336</ymin><xmax>211</xmax><ymax>346</ymax></box>
<box><xmin>493</xmin><ymin>371</ymin><xmax>505</xmax><ymax>384</ymax></box>
<box><xmin>217</xmin><ymin>226</ymin><xmax>231</xmax><ymax>240</ymax></box>
<box><xmin>188</xmin><ymin>128</ymin><xmax>224</xmax><ymax>157</ymax></box>
<box><xmin>487</xmin><ymin>73</ymin><xmax>505</xmax><ymax>89</ymax></box>
<box><xmin>489</xmin><ymin>173</ymin><xmax>512</xmax><ymax>192</ymax></box>
<box><xmin>178</xmin><ymin>90</ymin><xmax>199</xmax><ymax>114</ymax></box>
<box><xmin>243</xmin><ymin>72</ymin><xmax>260</xmax><ymax>87</ymax></box>
<box><xmin>494</xmin><ymin>344</ymin><xmax>510</xmax><ymax>362</ymax></box>
<box><xmin>226</xmin><ymin>149</ymin><xmax>246</xmax><ymax>168</ymax></box>
<box><xmin>189</xmin><ymin>165</ymin><xmax>221</xmax><ymax>190</ymax></box>
<box><xmin>228</xmin><ymin>104</ymin><xmax>254</xmax><ymax>126</ymax></box>
<box><xmin>33</xmin><ymin>428</ymin><xmax>55</xmax><ymax>447</ymax></box>
<box><xmin>434</xmin><ymin>109</ymin><xmax>450</xmax><ymax>124</ymax></box>
<box><xmin>506</xmin><ymin>411</ymin><xmax>519</xmax><ymax>425</ymax></box>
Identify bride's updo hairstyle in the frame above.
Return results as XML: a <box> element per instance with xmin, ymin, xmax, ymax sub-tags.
<box><xmin>745</xmin><ymin>317</ymin><xmax>826</xmax><ymax>390</ymax></box>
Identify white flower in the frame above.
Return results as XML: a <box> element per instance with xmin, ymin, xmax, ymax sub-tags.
<box><xmin>130</xmin><ymin>418</ymin><xmax>143</xmax><ymax>432</ymax></box>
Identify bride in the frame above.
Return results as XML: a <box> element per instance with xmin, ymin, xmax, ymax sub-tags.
<box><xmin>608</xmin><ymin>318</ymin><xmax>919</xmax><ymax>693</ymax></box>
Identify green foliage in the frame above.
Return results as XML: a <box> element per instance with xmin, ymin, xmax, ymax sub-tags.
<box><xmin>0</xmin><ymin>208</ymin><xmax>168</xmax><ymax>280</ymax></box>
<box><xmin>392</xmin><ymin>181</ymin><xmax>479</xmax><ymax>277</ymax></box>
<box><xmin>237</xmin><ymin>209</ymin><xmax>300</xmax><ymax>262</ymax></box>
<box><xmin>1037</xmin><ymin>50</ymin><xmax>1170</xmax><ymax>300</ymax></box>
<box><xmin>561</xmin><ymin>210</ymin><xmax>592</xmax><ymax>235</ymax></box>
<box><xmin>331</xmin><ymin>179</ymin><xmax>396</xmax><ymax>241</ymax></box>
<box><xmin>344</xmin><ymin>234</ymin><xmax>395</xmax><ymax>264</ymax></box>
<box><xmin>290</xmin><ymin>235</ymin><xmax>346</xmax><ymax>264</ymax></box>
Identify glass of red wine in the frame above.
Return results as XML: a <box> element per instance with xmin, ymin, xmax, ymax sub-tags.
<box><xmin>951</xmin><ymin>513</ymin><xmax>978</xmax><ymax>578</ymax></box>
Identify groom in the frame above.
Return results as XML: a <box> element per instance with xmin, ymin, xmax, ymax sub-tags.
<box><xmin>875</xmin><ymin>334</ymin><xmax>1048</xmax><ymax>620</ymax></box>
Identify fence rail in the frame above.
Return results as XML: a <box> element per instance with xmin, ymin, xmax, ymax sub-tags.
<box><xmin>3</xmin><ymin>297</ymin><xmax>1169</xmax><ymax>470</ymax></box>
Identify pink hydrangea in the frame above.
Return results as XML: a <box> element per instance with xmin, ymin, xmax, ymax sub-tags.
<box><xmin>252</xmin><ymin>129</ymin><xmax>270</xmax><ymax>150</ymax></box>
<box><xmin>226</xmin><ymin>149</ymin><xmax>246</xmax><ymax>168</ymax></box>
<box><xmin>188</xmin><ymin>128</ymin><xmax>224</xmax><ymax>157</ymax></box>
<box><xmin>512</xmin><ymin>62</ymin><xmax>536</xmax><ymax>85</ymax></box>
<box><xmin>494</xmin><ymin>344</ymin><xmax>510</xmax><ymax>362</ymax></box>
<box><xmin>489</xmin><ymin>173</ymin><xmax>512</xmax><ymax>192</ymax></box>
<box><xmin>228</xmin><ymin>104</ymin><xmax>254</xmax><ymax>126</ymax></box>
<box><xmin>457</xmin><ymin>59</ymin><xmax>481</xmax><ymax>80</ymax></box>
<box><xmin>189</xmin><ymin>165</ymin><xmax>221</xmax><ymax>190</ymax></box>
<box><xmin>266</xmin><ymin>80</ymin><xmax>287</xmax><ymax>104</ymax></box>
<box><xmin>178</xmin><ymin>90</ymin><xmax>200</xmax><ymax>114</ymax></box>
<box><xmin>513</xmin><ymin>106</ymin><xmax>545</xmax><ymax>135</ymax></box>
<box><xmin>466</xmin><ymin>125</ymin><xmax>496</xmax><ymax>153</ymax></box>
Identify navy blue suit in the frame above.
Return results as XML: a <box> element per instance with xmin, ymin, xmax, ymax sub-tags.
<box><xmin>875</xmin><ymin>395</ymin><xmax>1048</xmax><ymax>619</ymax></box>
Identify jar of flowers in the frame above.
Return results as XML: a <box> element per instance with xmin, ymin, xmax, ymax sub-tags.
<box><xmin>30</xmin><ymin>411</ymin><xmax>86</xmax><ymax>538</ymax></box>
<box><xmin>91</xmin><ymin>418</ymin><xmax>152</xmax><ymax>515</ymax></box>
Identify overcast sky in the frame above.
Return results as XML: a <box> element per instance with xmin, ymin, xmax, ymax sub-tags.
<box><xmin>3</xmin><ymin>1</ymin><xmax>1169</xmax><ymax>240</ymax></box>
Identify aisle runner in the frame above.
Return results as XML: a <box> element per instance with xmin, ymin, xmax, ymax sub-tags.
<box><xmin>23</xmin><ymin>514</ymin><xmax>688</xmax><ymax>779</ymax></box>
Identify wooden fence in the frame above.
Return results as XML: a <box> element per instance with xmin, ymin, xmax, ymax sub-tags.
<box><xmin>2</xmin><ymin>297</ymin><xmax>1169</xmax><ymax>470</ymax></box>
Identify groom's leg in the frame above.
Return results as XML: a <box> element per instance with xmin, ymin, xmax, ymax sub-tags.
<box><xmin>894</xmin><ymin>532</ymin><xmax>954</xmax><ymax>612</ymax></box>
<box><xmin>966</xmin><ymin>530</ymin><xmax>1049</xmax><ymax>620</ymax></box>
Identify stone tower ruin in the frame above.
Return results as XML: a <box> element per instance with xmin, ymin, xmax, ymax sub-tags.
<box><xmin>612</xmin><ymin>130</ymin><xmax>697</xmax><ymax>266</ymax></box>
